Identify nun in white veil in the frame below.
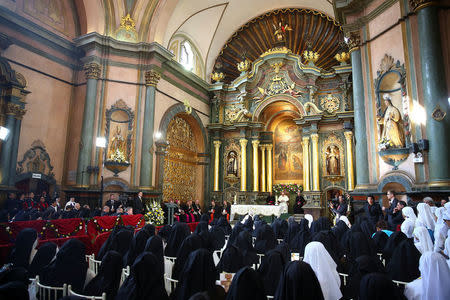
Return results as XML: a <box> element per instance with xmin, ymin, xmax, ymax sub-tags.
<box><xmin>303</xmin><ymin>241</ymin><xmax>342</xmax><ymax>300</ymax></box>
<box><xmin>401</xmin><ymin>219</ymin><xmax>415</xmax><ymax>238</ymax></box>
<box><xmin>444</xmin><ymin>233</ymin><xmax>450</xmax><ymax>268</ymax></box>
<box><xmin>338</xmin><ymin>216</ymin><xmax>351</xmax><ymax>228</ymax></box>
<box><xmin>413</xmin><ymin>226</ymin><xmax>434</xmax><ymax>254</ymax></box>
<box><xmin>404</xmin><ymin>251</ymin><xmax>450</xmax><ymax>300</ymax></box>
<box><xmin>402</xmin><ymin>207</ymin><xmax>417</xmax><ymax>224</ymax></box>
<box><xmin>434</xmin><ymin>210</ymin><xmax>450</xmax><ymax>252</ymax></box>
<box><xmin>416</xmin><ymin>203</ymin><xmax>435</xmax><ymax>231</ymax></box>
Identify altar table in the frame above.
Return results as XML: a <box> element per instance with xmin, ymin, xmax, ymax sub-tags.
<box><xmin>230</xmin><ymin>204</ymin><xmax>288</xmax><ymax>221</ymax></box>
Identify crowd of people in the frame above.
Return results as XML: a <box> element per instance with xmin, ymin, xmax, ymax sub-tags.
<box><xmin>1</xmin><ymin>191</ymin><xmax>450</xmax><ymax>299</ymax></box>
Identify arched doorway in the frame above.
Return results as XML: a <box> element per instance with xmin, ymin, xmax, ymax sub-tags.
<box><xmin>162</xmin><ymin>113</ymin><xmax>205</xmax><ymax>203</ymax></box>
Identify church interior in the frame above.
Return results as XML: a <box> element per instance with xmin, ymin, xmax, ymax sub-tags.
<box><xmin>0</xmin><ymin>0</ymin><xmax>449</xmax><ymax>299</ymax></box>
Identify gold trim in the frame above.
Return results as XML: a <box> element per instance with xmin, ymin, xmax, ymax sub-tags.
<box><xmin>344</xmin><ymin>131</ymin><xmax>355</xmax><ymax>191</ymax></box>
<box><xmin>83</xmin><ymin>63</ymin><xmax>101</xmax><ymax>80</ymax></box>
<box><xmin>428</xmin><ymin>180</ymin><xmax>450</xmax><ymax>188</ymax></box>
<box><xmin>145</xmin><ymin>71</ymin><xmax>161</xmax><ymax>87</ymax></box>
<box><xmin>260</xmin><ymin>144</ymin><xmax>266</xmax><ymax>192</ymax></box>
<box><xmin>266</xmin><ymin>144</ymin><xmax>273</xmax><ymax>193</ymax></box>
<box><xmin>213</xmin><ymin>140</ymin><xmax>221</xmax><ymax>191</ymax></box>
<box><xmin>311</xmin><ymin>133</ymin><xmax>320</xmax><ymax>191</ymax></box>
<box><xmin>252</xmin><ymin>140</ymin><xmax>260</xmax><ymax>191</ymax></box>
<box><xmin>239</xmin><ymin>138</ymin><xmax>248</xmax><ymax>191</ymax></box>
<box><xmin>302</xmin><ymin>137</ymin><xmax>310</xmax><ymax>191</ymax></box>
<box><xmin>409</xmin><ymin>0</ymin><xmax>438</xmax><ymax>12</ymax></box>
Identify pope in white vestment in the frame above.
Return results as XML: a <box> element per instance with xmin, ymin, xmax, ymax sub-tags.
<box><xmin>278</xmin><ymin>191</ymin><xmax>290</xmax><ymax>213</ymax></box>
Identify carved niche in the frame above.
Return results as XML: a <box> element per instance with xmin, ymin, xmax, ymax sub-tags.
<box><xmin>223</xmin><ymin>140</ymin><xmax>241</xmax><ymax>186</ymax></box>
<box><xmin>321</xmin><ymin>134</ymin><xmax>344</xmax><ymax>183</ymax></box>
<box><xmin>17</xmin><ymin>140</ymin><xmax>54</xmax><ymax>177</ymax></box>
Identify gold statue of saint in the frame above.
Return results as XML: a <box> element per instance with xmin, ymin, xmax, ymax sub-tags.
<box><xmin>326</xmin><ymin>145</ymin><xmax>340</xmax><ymax>175</ymax></box>
<box><xmin>378</xmin><ymin>94</ymin><xmax>405</xmax><ymax>148</ymax></box>
<box><xmin>107</xmin><ymin>126</ymin><xmax>128</xmax><ymax>163</ymax></box>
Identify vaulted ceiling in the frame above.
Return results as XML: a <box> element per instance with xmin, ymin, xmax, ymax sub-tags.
<box><xmin>215</xmin><ymin>8</ymin><xmax>344</xmax><ymax>83</ymax></box>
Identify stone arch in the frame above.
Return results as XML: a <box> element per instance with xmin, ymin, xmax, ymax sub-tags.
<box><xmin>377</xmin><ymin>171</ymin><xmax>415</xmax><ymax>193</ymax></box>
<box><xmin>252</xmin><ymin>94</ymin><xmax>306</xmax><ymax>122</ymax></box>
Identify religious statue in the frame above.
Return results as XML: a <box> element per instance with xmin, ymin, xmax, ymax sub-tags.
<box><xmin>326</xmin><ymin>145</ymin><xmax>340</xmax><ymax>175</ymax></box>
<box><xmin>378</xmin><ymin>94</ymin><xmax>405</xmax><ymax>148</ymax></box>
<box><xmin>226</xmin><ymin>151</ymin><xmax>238</xmax><ymax>176</ymax></box>
<box><xmin>107</xmin><ymin>126</ymin><xmax>128</xmax><ymax>163</ymax></box>
<box><xmin>277</xmin><ymin>146</ymin><xmax>288</xmax><ymax>170</ymax></box>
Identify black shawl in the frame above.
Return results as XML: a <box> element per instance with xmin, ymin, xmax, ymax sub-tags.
<box><xmin>172</xmin><ymin>234</ymin><xmax>203</xmax><ymax>280</ymax></box>
<box><xmin>83</xmin><ymin>250</ymin><xmax>123</xmax><ymax>300</ymax></box>
<box><xmin>116</xmin><ymin>252</ymin><xmax>168</xmax><ymax>300</ymax></box>
<box><xmin>144</xmin><ymin>235</ymin><xmax>164</xmax><ymax>272</ymax></box>
<box><xmin>257</xmin><ymin>248</ymin><xmax>286</xmax><ymax>296</ymax></box>
<box><xmin>271</xmin><ymin>218</ymin><xmax>288</xmax><ymax>240</ymax></box>
<box><xmin>9</xmin><ymin>228</ymin><xmax>37</xmax><ymax>270</ymax></box>
<box><xmin>217</xmin><ymin>245</ymin><xmax>245</xmax><ymax>273</ymax></box>
<box><xmin>382</xmin><ymin>231</ymin><xmax>407</xmax><ymax>265</ymax></box>
<box><xmin>225</xmin><ymin>267</ymin><xmax>266</xmax><ymax>300</ymax></box>
<box><xmin>165</xmin><ymin>222</ymin><xmax>190</xmax><ymax>257</ymax></box>
<box><xmin>254</xmin><ymin>224</ymin><xmax>277</xmax><ymax>254</ymax></box>
<box><xmin>233</xmin><ymin>231</ymin><xmax>258</xmax><ymax>267</ymax></box>
<box><xmin>358</xmin><ymin>273</ymin><xmax>404</xmax><ymax>300</ymax></box>
<box><xmin>126</xmin><ymin>227</ymin><xmax>153</xmax><ymax>266</ymax></box>
<box><xmin>209</xmin><ymin>226</ymin><xmax>226</xmax><ymax>251</ymax></box>
<box><xmin>386</xmin><ymin>238</ymin><xmax>421</xmax><ymax>282</ymax></box>
<box><xmin>372</xmin><ymin>231</ymin><xmax>389</xmax><ymax>252</ymax></box>
<box><xmin>273</xmin><ymin>261</ymin><xmax>324</xmax><ymax>300</ymax></box>
<box><xmin>310</xmin><ymin>217</ymin><xmax>331</xmax><ymax>236</ymax></box>
<box><xmin>216</xmin><ymin>217</ymin><xmax>232</xmax><ymax>236</ymax></box>
<box><xmin>345</xmin><ymin>255</ymin><xmax>386</xmax><ymax>299</ymax></box>
<box><xmin>29</xmin><ymin>242</ymin><xmax>57</xmax><ymax>277</ymax></box>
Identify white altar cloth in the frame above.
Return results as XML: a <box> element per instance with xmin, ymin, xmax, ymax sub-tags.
<box><xmin>230</xmin><ymin>204</ymin><xmax>288</xmax><ymax>221</ymax></box>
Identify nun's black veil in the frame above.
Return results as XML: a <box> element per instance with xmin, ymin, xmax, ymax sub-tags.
<box><xmin>116</xmin><ymin>252</ymin><xmax>169</xmax><ymax>300</ymax></box>
<box><xmin>225</xmin><ymin>267</ymin><xmax>266</xmax><ymax>300</ymax></box>
<box><xmin>386</xmin><ymin>238</ymin><xmax>420</xmax><ymax>282</ymax></box>
<box><xmin>172</xmin><ymin>234</ymin><xmax>203</xmax><ymax>280</ymax></box>
<box><xmin>216</xmin><ymin>217</ymin><xmax>232</xmax><ymax>236</ymax></box>
<box><xmin>29</xmin><ymin>242</ymin><xmax>57</xmax><ymax>277</ymax></box>
<box><xmin>372</xmin><ymin>231</ymin><xmax>388</xmax><ymax>252</ymax></box>
<box><xmin>83</xmin><ymin>250</ymin><xmax>123</xmax><ymax>300</ymax></box>
<box><xmin>165</xmin><ymin>222</ymin><xmax>190</xmax><ymax>257</ymax></box>
<box><xmin>382</xmin><ymin>231</ymin><xmax>407</xmax><ymax>265</ymax></box>
<box><xmin>209</xmin><ymin>226</ymin><xmax>226</xmax><ymax>251</ymax></box>
<box><xmin>359</xmin><ymin>273</ymin><xmax>404</xmax><ymax>300</ymax></box>
<box><xmin>273</xmin><ymin>261</ymin><xmax>324</xmax><ymax>300</ymax></box>
<box><xmin>172</xmin><ymin>248</ymin><xmax>218</xmax><ymax>300</ymax></box>
<box><xmin>217</xmin><ymin>245</ymin><xmax>245</xmax><ymax>273</ymax></box>
<box><xmin>40</xmin><ymin>238</ymin><xmax>87</xmax><ymax>293</ymax></box>
<box><xmin>257</xmin><ymin>248</ymin><xmax>286</xmax><ymax>296</ymax></box>
<box><xmin>9</xmin><ymin>228</ymin><xmax>37</xmax><ymax>269</ymax></box>
<box><xmin>126</xmin><ymin>228</ymin><xmax>153</xmax><ymax>266</ymax></box>
<box><xmin>144</xmin><ymin>235</ymin><xmax>164</xmax><ymax>272</ymax></box>
<box><xmin>233</xmin><ymin>231</ymin><xmax>258</xmax><ymax>267</ymax></box>
<box><xmin>254</xmin><ymin>224</ymin><xmax>277</xmax><ymax>254</ymax></box>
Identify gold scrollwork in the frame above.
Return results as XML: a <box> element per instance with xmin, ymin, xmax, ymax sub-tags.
<box><xmin>145</xmin><ymin>70</ymin><xmax>161</xmax><ymax>87</ymax></box>
<box><xmin>6</xmin><ymin>102</ymin><xmax>26</xmax><ymax>119</ymax></box>
<box><xmin>320</xmin><ymin>94</ymin><xmax>340</xmax><ymax>114</ymax></box>
<box><xmin>83</xmin><ymin>63</ymin><xmax>101</xmax><ymax>80</ymax></box>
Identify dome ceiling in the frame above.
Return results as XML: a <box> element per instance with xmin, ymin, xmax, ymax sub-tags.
<box><xmin>214</xmin><ymin>8</ymin><xmax>344</xmax><ymax>83</ymax></box>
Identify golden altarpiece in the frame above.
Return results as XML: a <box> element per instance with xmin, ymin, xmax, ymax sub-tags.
<box><xmin>207</xmin><ymin>10</ymin><xmax>355</xmax><ymax>217</ymax></box>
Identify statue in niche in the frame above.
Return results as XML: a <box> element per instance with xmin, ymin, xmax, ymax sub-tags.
<box><xmin>226</xmin><ymin>151</ymin><xmax>238</xmax><ymax>177</ymax></box>
<box><xmin>326</xmin><ymin>145</ymin><xmax>340</xmax><ymax>175</ymax></box>
<box><xmin>378</xmin><ymin>94</ymin><xmax>405</xmax><ymax>148</ymax></box>
<box><xmin>107</xmin><ymin>126</ymin><xmax>128</xmax><ymax>163</ymax></box>
<box><xmin>277</xmin><ymin>145</ymin><xmax>288</xmax><ymax>170</ymax></box>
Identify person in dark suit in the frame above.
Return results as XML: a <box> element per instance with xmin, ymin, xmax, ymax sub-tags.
<box><xmin>208</xmin><ymin>200</ymin><xmax>221</xmax><ymax>220</ymax></box>
<box><xmin>387</xmin><ymin>200</ymin><xmax>406</xmax><ymax>231</ymax></box>
<box><xmin>42</xmin><ymin>199</ymin><xmax>60</xmax><ymax>220</ymax></box>
<box><xmin>133</xmin><ymin>191</ymin><xmax>144</xmax><ymax>215</ymax></box>
<box><xmin>222</xmin><ymin>200</ymin><xmax>231</xmax><ymax>216</ymax></box>
<box><xmin>356</xmin><ymin>195</ymin><xmax>383</xmax><ymax>225</ymax></box>
<box><xmin>266</xmin><ymin>192</ymin><xmax>276</xmax><ymax>205</ymax></box>
<box><xmin>329</xmin><ymin>195</ymin><xmax>347</xmax><ymax>217</ymax></box>
<box><xmin>293</xmin><ymin>191</ymin><xmax>306</xmax><ymax>214</ymax></box>
<box><xmin>383</xmin><ymin>190</ymin><xmax>399</xmax><ymax>218</ymax></box>
<box><xmin>105</xmin><ymin>194</ymin><xmax>122</xmax><ymax>214</ymax></box>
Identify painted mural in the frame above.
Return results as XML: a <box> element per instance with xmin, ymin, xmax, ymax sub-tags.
<box><xmin>274</xmin><ymin>119</ymin><xmax>303</xmax><ymax>182</ymax></box>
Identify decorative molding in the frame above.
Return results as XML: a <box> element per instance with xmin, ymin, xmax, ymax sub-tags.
<box><xmin>6</xmin><ymin>102</ymin><xmax>26</xmax><ymax>119</ymax></box>
<box><xmin>144</xmin><ymin>70</ymin><xmax>161</xmax><ymax>87</ymax></box>
<box><xmin>431</xmin><ymin>104</ymin><xmax>446</xmax><ymax>121</ymax></box>
<box><xmin>83</xmin><ymin>63</ymin><xmax>101</xmax><ymax>80</ymax></box>
<box><xmin>347</xmin><ymin>31</ymin><xmax>361</xmax><ymax>52</ymax></box>
<box><xmin>17</xmin><ymin>140</ymin><xmax>54</xmax><ymax>177</ymax></box>
<box><xmin>409</xmin><ymin>0</ymin><xmax>438</xmax><ymax>12</ymax></box>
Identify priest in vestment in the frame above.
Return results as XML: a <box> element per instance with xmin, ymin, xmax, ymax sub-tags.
<box><xmin>278</xmin><ymin>191</ymin><xmax>290</xmax><ymax>213</ymax></box>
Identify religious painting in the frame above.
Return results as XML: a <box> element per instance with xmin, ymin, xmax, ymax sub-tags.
<box><xmin>223</xmin><ymin>140</ymin><xmax>240</xmax><ymax>186</ymax></box>
<box><xmin>23</xmin><ymin>0</ymin><xmax>66</xmax><ymax>33</ymax></box>
<box><xmin>274</xmin><ymin>119</ymin><xmax>303</xmax><ymax>181</ymax></box>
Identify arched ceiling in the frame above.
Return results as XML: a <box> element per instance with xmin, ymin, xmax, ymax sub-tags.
<box><xmin>216</xmin><ymin>8</ymin><xmax>344</xmax><ymax>83</ymax></box>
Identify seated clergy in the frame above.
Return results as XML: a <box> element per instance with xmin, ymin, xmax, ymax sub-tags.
<box><xmin>266</xmin><ymin>192</ymin><xmax>276</xmax><ymax>205</ymax></box>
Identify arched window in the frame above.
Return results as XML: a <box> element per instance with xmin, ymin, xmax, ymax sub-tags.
<box><xmin>180</xmin><ymin>40</ymin><xmax>194</xmax><ymax>71</ymax></box>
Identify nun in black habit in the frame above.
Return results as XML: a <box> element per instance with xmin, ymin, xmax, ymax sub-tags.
<box><xmin>144</xmin><ymin>235</ymin><xmax>164</xmax><ymax>272</ymax></box>
<box><xmin>125</xmin><ymin>226</ymin><xmax>154</xmax><ymax>266</ymax></box>
<box><xmin>372</xmin><ymin>231</ymin><xmax>389</xmax><ymax>252</ymax></box>
<box><xmin>40</xmin><ymin>238</ymin><xmax>87</xmax><ymax>293</ymax></box>
<box><xmin>83</xmin><ymin>250</ymin><xmax>123</xmax><ymax>300</ymax></box>
<box><xmin>225</xmin><ymin>267</ymin><xmax>266</xmax><ymax>300</ymax></box>
<box><xmin>310</xmin><ymin>216</ymin><xmax>331</xmax><ymax>236</ymax></box>
<box><xmin>8</xmin><ymin>228</ymin><xmax>38</xmax><ymax>270</ymax></box>
<box><xmin>0</xmin><ymin>281</ymin><xmax>29</xmax><ymax>300</ymax></box>
<box><xmin>385</xmin><ymin>238</ymin><xmax>421</xmax><ymax>282</ymax></box>
<box><xmin>172</xmin><ymin>249</ymin><xmax>221</xmax><ymax>300</ymax></box>
<box><xmin>289</xmin><ymin>220</ymin><xmax>311</xmax><ymax>256</ymax></box>
<box><xmin>271</xmin><ymin>218</ymin><xmax>288</xmax><ymax>240</ymax></box>
<box><xmin>158</xmin><ymin>224</ymin><xmax>172</xmax><ymax>242</ymax></box>
<box><xmin>165</xmin><ymin>222</ymin><xmax>190</xmax><ymax>257</ymax></box>
<box><xmin>209</xmin><ymin>226</ymin><xmax>226</xmax><ymax>251</ymax></box>
<box><xmin>116</xmin><ymin>252</ymin><xmax>169</xmax><ymax>300</ymax></box>
<box><xmin>233</xmin><ymin>231</ymin><xmax>258</xmax><ymax>267</ymax></box>
<box><xmin>358</xmin><ymin>273</ymin><xmax>404</xmax><ymax>300</ymax></box>
<box><xmin>382</xmin><ymin>231</ymin><xmax>407</xmax><ymax>265</ymax></box>
<box><xmin>257</xmin><ymin>248</ymin><xmax>287</xmax><ymax>296</ymax></box>
<box><xmin>273</xmin><ymin>261</ymin><xmax>324</xmax><ymax>300</ymax></box>
<box><xmin>216</xmin><ymin>216</ymin><xmax>232</xmax><ymax>236</ymax></box>
<box><xmin>217</xmin><ymin>245</ymin><xmax>245</xmax><ymax>274</ymax></box>
<box><xmin>109</xmin><ymin>228</ymin><xmax>134</xmax><ymax>260</ymax></box>
<box><xmin>253</xmin><ymin>224</ymin><xmax>277</xmax><ymax>254</ymax></box>
<box><xmin>285</xmin><ymin>220</ymin><xmax>300</xmax><ymax>247</ymax></box>
<box><xmin>172</xmin><ymin>234</ymin><xmax>203</xmax><ymax>280</ymax></box>
<box><xmin>28</xmin><ymin>242</ymin><xmax>57</xmax><ymax>278</ymax></box>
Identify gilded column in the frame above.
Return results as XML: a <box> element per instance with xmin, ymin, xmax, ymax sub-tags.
<box><xmin>301</xmin><ymin>137</ymin><xmax>310</xmax><ymax>192</ymax></box>
<box><xmin>76</xmin><ymin>62</ymin><xmax>101</xmax><ymax>186</ymax></box>
<box><xmin>348</xmin><ymin>32</ymin><xmax>370</xmax><ymax>188</ymax></box>
<box><xmin>411</xmin><ymin>0</ymin><xmax>450</xmax><ymax>187</ymax></box>
<box><xmin>213</xmin><ymin>140</ymin><xmax>221</xmax><ymax>191</ymax></box>
<box><xmin>260</xmin><ymin>145</ymin><xmax>266</xmax><ymax>192</ymax></box>
<box><xmin>310</xmin><ymin>133</ymin><xmax>320</xmax><ymax>191</ymax></box>
<box><xmin>344</xmin><ymin>131</ymin><xmax>355</xmax><ymax>191</ymax></box>
<box><xmin>266</xmin><ymin>144</ymin><xmax>273</xmax><ymax>193</ymax></box>
<box><xmin>239</xmin><ymin>138</ymin><xmax>248</xmax><ymax>191</ymax></box>
<box><xmin>140</xmin><ymin>70</ymin><xmax>161</xmax><ymax>188</ymax></box>
<box><xmin>252</xmin><ymin>140</ymin><xmax>260</xmax><ymax>192</ymax></box>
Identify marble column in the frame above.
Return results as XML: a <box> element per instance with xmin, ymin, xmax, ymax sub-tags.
<box><xmin>266</xmin><ymin>144</ymin><xmax>273</xmax><ymax>193</ymax></box>
<box><xmin>0</xmin><ymin>110</ymin><xmax>15</xmax><ymax>185</ymax></box>
<box><xmin>213</xmin><ymin>140</ymin><xmax>221</xmax><ymax>191</ymax></box>
<box><xmin>239</xmin><ymin>138</ymin><xmax>248</xmax><ymax>191</ymax></box>
<box><xmin>260</xmin><ymin>145</ymin><xmax>266</xmax><ymax>192</ymax></box>
<box><xmin>252</xmin><ymin>140</ymin><xmax>260</xmax><ymax>192</ymax></box>
<box><xmin>348</xmin><ymin>32</ymin><xmax>370</xmax><ymax>187</ymax></box>
<box><xmin>344</xmin><ymin>131</ymin><xmax>355</xmax><ymax>191</ymax></box>
<box><xmin>310</xmin><ymin>133</ymin><xmax>320</xmax><ymax>191</ymax></box>
<box><xmin>76</xmin><ymin>62</ymin><xmax>101</xmax><ymax>186</ymax></box>
<box><xmin>140</xmin><ymin>70</ymin><xmax>161</xmax><ymax>188</ymax></box>
<box><xmin>301</xmin><ymin>137</ymin><xmax>311</xmax><ymax>191</ymax></box>
<box><xmin>155</xmin><ymin>141</ymin><xmax>169</xmax><ymax>191</ymax></box>
<box><xmin>412</xmin><ymin>0</ymin><xmax>450</xmax><ymax>187</ymax></box>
